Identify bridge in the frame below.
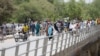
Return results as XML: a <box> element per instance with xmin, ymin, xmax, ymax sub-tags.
<box><xmin>0</xmin><ymin>25</ymin><xmax>100</xmax><ymax>56</ymax></box>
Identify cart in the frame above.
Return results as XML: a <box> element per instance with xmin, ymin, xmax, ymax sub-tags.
<box><xmin>14</xmin><ymin>32</ymin><xmax>26</xmax><ymax>42</ymax></box>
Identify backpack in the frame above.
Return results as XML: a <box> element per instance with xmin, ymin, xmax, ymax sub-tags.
<box><xmin>54</xmin><ymin>23</ymin><xmax>58</xmax><ymax>31</ymax></box>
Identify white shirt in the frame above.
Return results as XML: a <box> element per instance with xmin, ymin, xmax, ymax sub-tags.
<box><xmin>56</xmin><ymin>22</ymin><xmax>61</xmax><ymax>28</ymax></box>
<box><xmin>72</xmin><ymin>24</ymin><xmax>77</xmax><ymax>31</ymax></box>
<box><xmin>15</xmin><ymin>26</ymin><xmax>23</xmax><ymax>32</ymax></box>
<box><xmin>69</xmin><ymin>23</ymin><xmax>77</xmax><ymax>31</ymax></box>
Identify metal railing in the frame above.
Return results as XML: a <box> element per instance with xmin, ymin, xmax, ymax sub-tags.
<box><xmin>0</xmin><ymin>25</ymin><xmax>100</xmax><ymax>56</ymax></box>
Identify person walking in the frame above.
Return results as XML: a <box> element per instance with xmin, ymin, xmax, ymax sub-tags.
<box><xmin>45</xmin><ymin>21</ymin><xmax>49</xmax><ymax>36</ymax></box>
<box><xmin>22</xmin><ymin>23</ymin><xmax>29</xmax><ymax>41</ymax></box>
<box><xmin>42</xmin><ymin>21</ymin><xmax>47</xmax><ymax>35</ymax></box>
<box><xmin>0</xmin><ymin>22</ymin><xmax>7</xmax><ymax>41</ymax></box>
<box><xmin>11</xmin><ymin>22</ymin><xmax>16</xmax><ymax>34</ymax></box>
<box><xmin>48</xmin><ymin>23</ymin><xmax>53</xmax><ymax>40</ymax></box>
<box><xmin>31</xmin><ymin>21</ymin><xmax>35</xmax><ymax>36</ymax></box>
<box><xmin>54</xmin><ymin>22</ymin><xmax>58</xmax><ymax>32</ymax></box>
<box><xmin>56</xmin><ymin>21</ymin><xmax>61</xmax><ymax>33</ymax></box>
<box><xmin>35</xmin><ymin>21</ymin><xmax>40</xmax><ymax>36</ymax></box>
<box><xmin>2</xmin><ymin>22</ymin><xmax>7</xmax><ymax>36</ymax></box>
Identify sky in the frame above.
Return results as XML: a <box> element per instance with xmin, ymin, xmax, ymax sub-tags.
<box><xmin>64</xmin><ymin>0</ymin><xmax>93</xmax><ymax>3</ymax></box>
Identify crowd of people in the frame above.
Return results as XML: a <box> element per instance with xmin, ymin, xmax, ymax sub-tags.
<box><xmin>0</xmin><ymin>19</ymin><xmax>96</xmax><ymax>41</ymax></box>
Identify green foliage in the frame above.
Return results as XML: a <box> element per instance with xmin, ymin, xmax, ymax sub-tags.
<box><xmin>92</xmin><ymin>0</ymin><xmax>100</xmax><ymax>18</ymax></box>
<box><xmin>1</xmin><ymin>0</ymin><xmax>100</xmax><ymax>23</ymax></box>
<box><xmin>65</xmin><ymin>0</ymin><xmax>82</xmax><ymax>19</ymax></box>
<box><xmin>47</xmin><ymin>0</ymin><xmax>54</xmax><ymax>3</ymax></box>
<box><xmin>63</xmin><ymin>0</ymin><xmax>100</xmax><ymax>20</ymax></box>
<box><xmin>11</xmin><ymin>0</ymin><xmax>55</xmax><ymax>22</ymax></box>
<box><xmin>0</xmin><ymin>0</ymin><xmax>14</xmax><ymax>24</ymax></box>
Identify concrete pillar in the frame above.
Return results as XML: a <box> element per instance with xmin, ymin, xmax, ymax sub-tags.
<box><xmin>95</xmin><ymin>43</ymin><xmax>99</xmax><ymax>56</ymax></box>
<box><xmin>87</xmin><ymin>50</ymin><xmax>91</xmax><ymax>56</ymax></box>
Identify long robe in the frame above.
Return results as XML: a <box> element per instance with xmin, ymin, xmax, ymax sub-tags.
<box><xmin>35</xmin><ymin>23</ymin><xmax>40</xmax><ymax>36</ymax></box>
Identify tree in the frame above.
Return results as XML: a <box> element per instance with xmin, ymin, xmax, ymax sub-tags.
<box><xmin>1</xmin><ymin>0</ymin><xmax>99</xmax><ymax>23</ymax></box>
<box><xmin>0</xmin><ymin>0</ymin><xmax>14</xmax><ymax>25</ymax></box>
<box><xmin>92</xmin><ymin>0</ymin><xmax>100</xmax><ymax>18</ymax></box>
<box><xmin>64</xmin><ymin>0</ymin><xmax>82</xmax><ymax>20</ymax></box>
<box><xmin>47</xmin><ymin>0</ymin><xmax>54</xmax><ymax>3</ymax></box>
<box><xmin>11</xmin><ymin>0</ymin><xmax>55</xmax><ymax>22</ymax></box>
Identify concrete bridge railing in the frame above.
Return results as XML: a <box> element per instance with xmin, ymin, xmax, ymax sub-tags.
<box><xmin>0</xmin><ymin>25</ymin><xmax>100</xmax><ymax>56</ymax></box>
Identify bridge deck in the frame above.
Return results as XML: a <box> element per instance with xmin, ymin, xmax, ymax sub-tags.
<box><xmin>0</xmin><ymin>25</ymin><xmax>100</xmax><ymax>56</ymax></box>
